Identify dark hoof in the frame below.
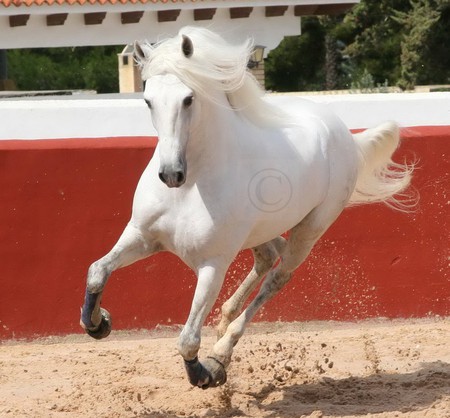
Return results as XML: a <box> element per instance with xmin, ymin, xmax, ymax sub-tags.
<box><xmin>85</xmin><ymin>308</ymin><xmax>112</xmax><ymax>340</ymax></box>
<box><xmin>184</xmin><ymin>356</ymin><xmax>227</xmax><ymax>389</ymax></box>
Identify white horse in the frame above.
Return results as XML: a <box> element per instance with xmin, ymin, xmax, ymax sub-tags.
<box><xmin>81</xmin><ymin>27</ymin><xmax>413</xmax><ymax>389</ymax></box>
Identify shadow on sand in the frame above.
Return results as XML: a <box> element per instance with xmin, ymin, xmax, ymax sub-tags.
<box><xmin>250</xmin><ymin>361</ymin><xmax>450</xmax><ymax>417</ymax></box>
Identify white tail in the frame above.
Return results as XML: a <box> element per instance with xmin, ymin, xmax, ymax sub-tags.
<box><xmin>348</xmin><ymin>121</ymin><xmax>416</xmax><ymax>211</ymax></box>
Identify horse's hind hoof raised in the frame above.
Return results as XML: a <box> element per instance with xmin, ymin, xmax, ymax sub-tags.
<box><xmin>85</xmin><ymin>308</ymin><xmax>112</xmax><ymax>340</ymax></box>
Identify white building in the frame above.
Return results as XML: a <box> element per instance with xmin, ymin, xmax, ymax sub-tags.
<box><xmin>0</xmin><ymin>0</ymin><xmax>358</xmax><ymax>90</ymax></box>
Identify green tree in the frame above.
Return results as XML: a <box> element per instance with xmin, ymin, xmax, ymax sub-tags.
<box><xmin>266</xmin><ymin>0</ymin><xmax>449</xmax><ymax>92</ymax></box>
<box><xmin>320</xmin><ymin>16</ymin><xmax>343</xmax><ymax>90</ymax></box>
<box><xmin>417</xmin><ymin>2</ymin><xmax>450</xmax><ymax>86</ymax></box>
<box><xmin>265</xmin><ymin>17</ymin><xmax>326</xmax><ymax>92</ymax></box>
<box><xmin>81</xmin><ymin>47</ymin><xmax>121</xmax><ymax>93</ymax></box>
<box><xmin>340</xmin><ymin>0</ymin><xmax>408</xmax><ymax>86</ymax></box>
<box><xmin>8</xmin><ymin>45</ymin><xmax>121</xmax><ymax>93</ymax></box>
<box><xmin>393</xmin><ymin>0</ymin><xmax>445</xmax><ymax>89</ymax></box>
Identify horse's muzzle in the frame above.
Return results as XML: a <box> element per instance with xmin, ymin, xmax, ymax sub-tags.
<box><xmin>159</xmin><ymin>166</ymin><xmax>186</xmax><ymax>188</ymax></box>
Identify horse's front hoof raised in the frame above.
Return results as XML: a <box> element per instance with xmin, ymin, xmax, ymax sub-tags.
<box><xmin>184</xmin><ymin>356</ymin><xmax>227</xmax><ymax>389</ymax></box>
<box><xmin>84</xmin><ymin>308</ymin><xmax>112</xmax><ymax>340</ymax></box>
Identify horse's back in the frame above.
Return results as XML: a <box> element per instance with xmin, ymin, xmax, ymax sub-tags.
<box><xmin>266</xmin><ymin>95</ymin><xmax>359</xmax><ymax>176</ymax></box>
<box><xmin>271</xmin><ymin>94</ymin><xmax>360</xmax><ymax>211</ymax></box>
<box><xmin>265</xmin><ymin>95</ymin><xmax>352</xmax><ymax>143</ymax></box>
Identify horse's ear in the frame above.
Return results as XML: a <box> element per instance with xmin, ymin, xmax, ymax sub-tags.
<box><xmin>181</xmin><ymin>35</ymin><xmax>193</xmax><ymax>58</ymax></box>
<box><xmin>133</xmin><ymin>41</ymin><xmax>152</xmax><ymax>65</ymax></box>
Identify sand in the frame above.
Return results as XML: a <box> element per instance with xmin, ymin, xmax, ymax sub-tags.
<box><xmin>1</xmin><ymin>317</ymin><xmax>449</xmax><ymax>418</ymax></box>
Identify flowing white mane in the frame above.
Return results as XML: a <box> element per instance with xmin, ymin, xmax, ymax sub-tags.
<box><xmin>136</xmin><ymin>27</ymin><xmax>292</xmax><ymax>128</ymax></box>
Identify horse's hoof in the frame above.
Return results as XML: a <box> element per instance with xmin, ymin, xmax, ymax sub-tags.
<box><xmin>184</xmin><ymin>356</ymin><xmax>227</xmax><ymax>389</ymax></box>
<box><xmin>202</xmin><ymin>357</ymin><xmax>227</xmax><ymax>389</ymax></box>
<box><xmin>85</xmin><ymin>308</ymin><xmax>112</xmax><ymax>340</ymax></box>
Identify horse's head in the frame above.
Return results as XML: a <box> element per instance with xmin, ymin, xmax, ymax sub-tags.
<box><xmin>135</xmin><ymin>36</ymin><xmax>198</xmax><ymax>188</ymax></box>
<box><xmin>133</xmin><ymin>28</ymin><xmax>279</xmax><ymax>188</ymax></box>
<box><xmin>143</xmin><ymin>73</ymin><xmax>196</xmax><ymax>188</ymax></box>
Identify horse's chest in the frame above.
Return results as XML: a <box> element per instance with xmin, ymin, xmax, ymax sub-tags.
<box><xmin>150</xmin><ymin>191</ymin><xmax>226</xmax><ymax>256</ymax></box>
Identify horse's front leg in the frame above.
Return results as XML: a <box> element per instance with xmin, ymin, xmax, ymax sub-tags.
<box><xmin>80</xmin><ymin>222</ymin><xmax>157</xmax><ymax>339</ymax></box>
<box><xmin>178</xmin><ymin>261</ymin><xmax>229</xmax><ymax>389</ymax></box>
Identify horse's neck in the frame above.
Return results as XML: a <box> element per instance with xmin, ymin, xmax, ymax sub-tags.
<box><xmin>188</xmin><ymin>99</ymin><xmax>243</xmax><ymax>169</ymax></box>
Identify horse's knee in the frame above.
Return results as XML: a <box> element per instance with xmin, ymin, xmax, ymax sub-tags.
<box><xmin>178</xmin><ymin>330</ymin><xmax>201</xmax><ymax>361</ymax></box>
<box><xmin>86</xmin><ymin>260</ymin><xmax>111</xmax><ymax>293</ymax></box>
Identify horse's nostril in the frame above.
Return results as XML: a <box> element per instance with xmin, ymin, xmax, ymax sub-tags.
<box><xmin>176</xmin><ymin>171</ymin><xmax>185</xmax><ymax>184</ymax></box>
<box><xmin>159</xmin><ymin>171</ymin><xmax>167</xmax><ymax>184</ymax></box>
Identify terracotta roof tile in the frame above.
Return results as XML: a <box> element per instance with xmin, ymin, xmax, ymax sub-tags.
<box><xmin>0</xmin><ymin>0</ymin><xmax>207</xmax><ymax>6</ymax></box>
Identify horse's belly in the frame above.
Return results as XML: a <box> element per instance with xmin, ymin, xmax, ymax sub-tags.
<box><xmin>242</xmin><ymin>200</ymin><xmax>315</xmax><ymax>250</ymax></box>
<box><xmin>240</xmin><ymin>150</ymin><xmax>329</xmax><ymax>248</ymax></box>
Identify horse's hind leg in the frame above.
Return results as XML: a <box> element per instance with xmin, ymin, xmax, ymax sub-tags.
<box><xmin>80</xmin><ymin>222</ymin><xmax>157</xmax><ymax>339</ymax></box>
<box><xmin>217</xmin><ymin>236</ymin><xmax>286</xmax><ymax>339</ymax></box>
<box><xmin>211</xmin><ymin>205</ymin><xmax>343</xmax><ymax>368</ymax></box>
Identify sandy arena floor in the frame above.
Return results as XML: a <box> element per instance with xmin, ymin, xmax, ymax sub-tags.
<box><xmin>0</xmin><ymin>317</ymin><xmax>449</xmax><ymax>418</ymax></box>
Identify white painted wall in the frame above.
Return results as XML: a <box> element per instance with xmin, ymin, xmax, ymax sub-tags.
<box><xmin>0</xmin><ymin>92</ymin><xmax>449</xmax><ymax>140</ymax></box>
<box><xmin>308</xmin><ymin>92</ymin><xmax>450</xmax><ymax>129</ymax></box>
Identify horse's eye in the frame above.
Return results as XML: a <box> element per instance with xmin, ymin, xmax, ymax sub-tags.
<box><xmin>183</xmin><ymin>96</ymin><xmax>193</xmax><ymax>108</ymax></box>
<box><xmin>144</xmin><ymin>99</ymin><xmax>152</xmax><ymax>110</ymax></box>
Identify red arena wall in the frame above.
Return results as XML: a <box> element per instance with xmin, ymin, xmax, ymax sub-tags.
<box><xmin>0</xmin><ymin>126</ymin><xmax>448</xmax><ymax>339</ymax></box>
